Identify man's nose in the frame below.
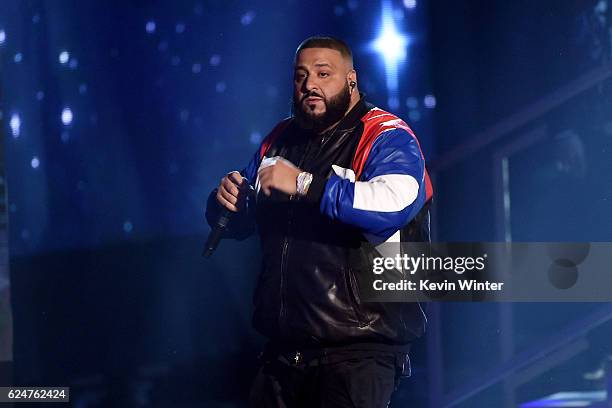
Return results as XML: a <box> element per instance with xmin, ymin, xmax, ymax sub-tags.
<box><xmin>303</xmin><ymin>76</ymin><xmax>319</xmax><ymax>93</ymax></box>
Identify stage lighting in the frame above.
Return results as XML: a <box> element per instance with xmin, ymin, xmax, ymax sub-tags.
<box><xmin>59</xmin><ymin>50</ymin><xmax>70</xmax><ymax>64</ymax></box>
<box><xmin>424</xmin><ymin>94</ymin><xmax>436</xmax><ymax>108</ymax></box>
<box><xmin>250</xmin><ymin>131</ymin><xmax>262</xmax><ymax>145</ymax></box>
<box><xmin>372</xmin><ymin>20</ymin><xmax>407</xmax><ymax>67</ymax></box>
<box><xmin>0</xmin><ymin>29</ymin><xmax>5</xmax><ymax>46</ymax></box>
<box><xmin>209</xmin><ymin>54</ymin><xmax>221</xmax><ymax>66</ymax></box>
<box><xmin>241</xmin><ymin>11</ymin><xmax>256</xmax><ymax>26</ymax></box>
<box><xmin>61</xmin><ymin>107</ymin><xmax>73</xmax><ymax>126</ymax></box>
<box><xmin>403</xmin><ymin>0</ymin><xmax>417</xmax><ymax>9</ymax></box>
<box><xmin>370</xmin><ymin>1</ymin><xmax>410</xmax><ymax>109</ymax></box>
<box><xmin>145</xmin><ymin>21</ymin><xmax>156</xmax><ymax>34</ymax></box>
<box><xmin>10</xmin><ymin>113</ymin><xmax>21</xmax><ymax>138</ymax></box>
<box><xmin>123</xmin><ymin>221</ymin><xmax>133</xmax><ymax>233</ymax></box>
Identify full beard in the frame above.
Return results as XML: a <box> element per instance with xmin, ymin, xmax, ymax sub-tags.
<box><xmin>292</xmin><ymin>83</ymin><xmax>351</xmax><ymax>132</ymax></box>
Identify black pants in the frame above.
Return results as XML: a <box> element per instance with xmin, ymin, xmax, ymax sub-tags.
<box><xmin>249</xmin><ymin>348</ymin><xmax>409</xmax><ymax>408</ymax></box>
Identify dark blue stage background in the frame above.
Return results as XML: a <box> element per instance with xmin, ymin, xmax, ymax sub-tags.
<box><xmin>2</xmin><ymin>0</ymin><xmax>612</xmax><ymax>407</ymax></box>
<box><xmin>2</xmin><ymin>0</ymin><xmax>434</xmax><ymax>256</ymax></box>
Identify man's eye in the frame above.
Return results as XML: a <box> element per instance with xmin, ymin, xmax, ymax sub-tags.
<box><xmin>295</xmin><ymin>73</ymin><xmax>306</xmax><ymax>80</ymax></box>
<box><xmin>319</xmin><ymin>72</ymin><xmax>329</xmax><ymax>77</ymax></box>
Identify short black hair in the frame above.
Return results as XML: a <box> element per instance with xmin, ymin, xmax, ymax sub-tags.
<box><xmin>295</xmin><ymin>36</ymin><xmax>353</xmax><ymax>65</ymax></box>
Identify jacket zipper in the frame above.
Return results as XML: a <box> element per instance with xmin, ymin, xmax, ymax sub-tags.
<box><xmin>279</xmin><ymin>205</ymin><xmax>292</xmax><ymax>333</ymax></box>
<box><xmin>278</xmin><ymin>136</ymin><xmax>316</xmax><ymax>333</ymax></box>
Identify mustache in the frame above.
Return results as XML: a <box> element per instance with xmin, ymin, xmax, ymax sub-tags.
<box><xmin>302</xmin><ymin>92</ymin><xmax>323</xmax><ymax>102</ymax></box>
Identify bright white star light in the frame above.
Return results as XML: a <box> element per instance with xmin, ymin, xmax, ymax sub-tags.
<box><xmin>370</xmin><ymin>1</ymin><xmax>410</xmax><ymax>110</ymax></box>
<box><xmin>0</xmin><ymin>30</ymin><xmax>6</xmax><ymax>46</ymax></box>
<box><xmin>61</xmin><ymin>107</ymin><xmax>73</xmax><ymax>126</ymax></box>
<box><xmin>59</xmin><ymin>50</ymin><xmax>70</xmax><ymax>64</ymax></box>
<box><xmin>10</xmin><ymin>113</ymin><xmax>21</xmax><ymax>138</ymax></box>
<box><xmin>403</xmin><ymin>0</ymin><xmax>417</xmax><ymax>9</ymax></box>
<box><xmin>372</xmin><ymin>16</ymin><xmax>408</xmax><ymax>67</ymax></box>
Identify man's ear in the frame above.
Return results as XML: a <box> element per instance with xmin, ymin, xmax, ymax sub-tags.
<box><xmin>347</xmin><ymin>69</ymin><xmax>357</xmax><ymax>84</ymax></box>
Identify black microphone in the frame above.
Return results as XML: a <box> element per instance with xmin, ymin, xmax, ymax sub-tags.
<box><xmin>202</xmin><ymin>208</ymin><xmax>232</xmax><ymax>258</ymax></box>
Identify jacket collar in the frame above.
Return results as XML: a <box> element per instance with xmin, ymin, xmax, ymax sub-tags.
<box><xmin>334</xmin><ymin>92</ymin><xmax>369</xmax><ymax>132</ymax></box>
<box><xmin>292</xmin><ymin>93</ymin><xmax>370</xmax><ymax>139</ymax></box>
<box><xmin>316</xmin><ymin>93</ymin><xmax>369</xmax><ymax>138</ymax></box>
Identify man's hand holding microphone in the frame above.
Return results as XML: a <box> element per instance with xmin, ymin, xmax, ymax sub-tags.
<box><xmin>216</xmin><ymin>171</ymin><xmax>252</xmax><ymax>212</ymax></box>
<box><xmin>204</xmin><ymin>158</ymin><xmax>311</xmax><ymax>257</ymax></box>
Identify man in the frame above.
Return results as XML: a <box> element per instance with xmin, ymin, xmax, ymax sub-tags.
<box><xmin>206</xmin><ymin>36</ymin><xmax>433</xmax><ymax>407</ymax></box>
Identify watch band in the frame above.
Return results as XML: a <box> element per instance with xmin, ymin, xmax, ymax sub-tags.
<box><xmin>296</xmin><ymin>172</ymin><xmax>313</xmax><ymax>196</ymax></box>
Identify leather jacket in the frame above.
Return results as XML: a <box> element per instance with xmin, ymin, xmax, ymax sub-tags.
<box><xmin>207</xmin><ymin>97</ymin><xmax>433</xmax><ymax>349</ymax></box>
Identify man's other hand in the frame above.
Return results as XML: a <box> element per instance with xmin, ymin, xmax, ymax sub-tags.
<box><xmin>216</xmin><ymin>171</ymin><xmax>252</xmax><ymax>212</ymax></box>
<box><xmin>258</xmin><ymin>157</ymin><xmax>301</xmax><ymax>196</ymax></box>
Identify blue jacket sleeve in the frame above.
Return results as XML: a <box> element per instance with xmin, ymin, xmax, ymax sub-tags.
<box><xmin>318</xmin><ymin>128</ymin><xmax>427</xmax><ymax>242</ymax></box>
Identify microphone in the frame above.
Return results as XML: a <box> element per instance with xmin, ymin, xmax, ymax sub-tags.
<box><xmin>202</xmin><ymin>207</ymin><xmax>232</xmax><ymax>258</ymax></box>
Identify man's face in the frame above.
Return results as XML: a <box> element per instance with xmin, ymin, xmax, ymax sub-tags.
<box><xmin>292</xmin><ymin>47</ymin><xmax>352</xmax><ymax>131</ymax></box>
